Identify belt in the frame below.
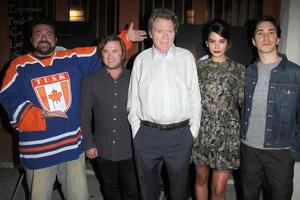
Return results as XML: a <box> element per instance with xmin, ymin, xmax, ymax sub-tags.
<box><xmin>141</xmin><ymin>120</ymin><xmax>189</xmax><ymax>131</ymax></box>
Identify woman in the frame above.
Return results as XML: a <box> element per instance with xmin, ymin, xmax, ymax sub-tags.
<box><xmin>191</xmin><ymin>19</ymin><xmax>245</xmax><ymax>200</ymax></box>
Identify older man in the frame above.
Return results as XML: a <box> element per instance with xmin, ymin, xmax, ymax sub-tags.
<box><xmin>127</xmin><ymin>8</ymin><xmax>201</xmax><ymax>200</ymax></box>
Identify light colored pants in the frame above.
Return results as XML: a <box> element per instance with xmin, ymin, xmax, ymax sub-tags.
<box><xmin>292</xmin><ymin>162</ymin><xmax>300</xmax><ymax>200</ymax></box>
<box><xmin>25</xmin><ymin>153</ymin><xmax>89</xmax><ymax>200</ymax></box>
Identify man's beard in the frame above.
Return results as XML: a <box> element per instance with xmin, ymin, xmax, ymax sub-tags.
<box><xmin>33</xmin><ymin>42</ymin><xmax>56</xmax><ymax>56</ymax></box>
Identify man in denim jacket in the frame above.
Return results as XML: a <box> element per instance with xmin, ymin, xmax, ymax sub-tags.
<box><xmin>240</xmin><ymin>16</ymin><xmax>300</xmax><ymax>200</ymax></box>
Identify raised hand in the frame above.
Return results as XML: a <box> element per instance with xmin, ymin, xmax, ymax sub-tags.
<box><xmin>126</xmin><ymin>22</ymin><xmax>147</xmax><ymax>42</ymax></box>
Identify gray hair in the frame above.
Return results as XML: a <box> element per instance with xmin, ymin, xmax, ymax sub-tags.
<box><xmin>148</xmin><ymin>8</ymin><xmax>179</xmax><ymax>33</ymax></box>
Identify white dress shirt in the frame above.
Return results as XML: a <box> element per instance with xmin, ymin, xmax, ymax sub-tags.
<box><xmin>127</xmin><ymin>44</ymin><xmax>201</xmax><ymax>138</ymax></box>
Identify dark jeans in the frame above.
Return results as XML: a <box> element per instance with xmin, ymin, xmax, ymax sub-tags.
<box><xmin>240</xmin><ymin>143</ymin><xmax>295</xmax><ymax>200</ymax></box>
<box><xmin>133</xmin><ymin>125</ymin><xmax>194</xmax><ymax>200</ymax></box>
<box><xmin>96</xmin><ymin>157</ymin><xmax>139</xmax><ymax>200</ymax></box>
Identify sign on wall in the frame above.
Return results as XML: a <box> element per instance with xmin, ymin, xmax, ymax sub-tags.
<box><xmin>8</xmin><ymin>1</ymin><xmax>44</xmax><ymax>58</ymax></box>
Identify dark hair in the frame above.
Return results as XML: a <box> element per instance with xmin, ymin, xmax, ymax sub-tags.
<box><xmin>30</xmin><ymin>19</ymin><xmax>56</xmax><ymax>36</ymax></box>
<box><xmin>252</xmin><ymin>16</ymin><xmax>281</xmax><ymax>38</ymax></box>
<box><xmin>98</xmin><ymin>35</ymin><xmax>127</xmax><ymax>63</ymax></box>
<box><xmin>148</xmin><ymin>8</ymin><xmax>179</xmax><ymax>33</ymax></box>
<box><xmin>204</xmin><ymin>19</ymin><xmax>231</xmax><ymax>44</ymax></box>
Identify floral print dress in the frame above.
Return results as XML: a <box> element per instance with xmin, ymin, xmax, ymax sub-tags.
<box><xmin>192</xmin><ymin>58</ymin><xmax>245</xmax><ymax>170</ymax></box>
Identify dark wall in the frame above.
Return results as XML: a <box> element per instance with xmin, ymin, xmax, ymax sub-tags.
<box><xmin>55</xmin><ymin>22</ymin><xmax>95</xmax><ymax>48</ymax></box>
<box><xmin>176</xmin><ymin>24</ymin><xmax>256</xmax><ymax>66</ymax></box>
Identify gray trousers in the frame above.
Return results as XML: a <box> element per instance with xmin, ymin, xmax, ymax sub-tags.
<box><xmin>133</xmin><ymin>125</ymin><xmax>194</xmax><ymax>200</ymax></box>
<box><xmin>25</xmin><ymin>153</ymin><xmax>88</xmax><ymax>200</ymax></box>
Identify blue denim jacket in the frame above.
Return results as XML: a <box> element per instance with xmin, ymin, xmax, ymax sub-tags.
<box><xmin>241</xmin><ymin>54</ymin><xmax>300</xmax><ymax>160</ymax></box>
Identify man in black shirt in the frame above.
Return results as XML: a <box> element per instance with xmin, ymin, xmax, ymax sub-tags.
<box><xmin>80</xmin><ymin>35</ymin><xmax>138</xmax><ymax>200</ymax></box>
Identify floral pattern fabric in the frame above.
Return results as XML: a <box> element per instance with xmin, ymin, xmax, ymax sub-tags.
<box><xmin>192</xmin><ymin>58</ymin><xmax>245</xmax><ymax>170</ymax></box>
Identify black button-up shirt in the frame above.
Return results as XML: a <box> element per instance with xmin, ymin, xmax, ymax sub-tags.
<box><xmin>80</xmin><ymin>68</ymin><xmax>132</xmax><ymax>161</ymax></box>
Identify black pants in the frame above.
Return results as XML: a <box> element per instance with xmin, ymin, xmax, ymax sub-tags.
<box><xmin>240</xmin><ymin>143</ymin><xmax>295</xmax><ymax>200</ymax></box>
<box><xmin>133</xmin><ymin>125</ymin><xmax>194</xmax><ymax>200</ymax></box>
<box><xmin>96</xmin><ymin>157</ymin><xmax>139</xmax><ymax>200</ymax></box>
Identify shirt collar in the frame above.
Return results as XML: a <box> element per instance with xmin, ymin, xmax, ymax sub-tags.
<box><xmin>254</xmin><ymin>53</ymin><xmax>287</xmax><ymax>70</ymax></box>
<box><xmin>104</xmin><ymin>68</ymin><xmax>129</xmax><ymax>80</ymax></box>
<box><xmin>151</xmin><ymin>44</ymin><xmax>176</xmax><ymax>59</ymax></box>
